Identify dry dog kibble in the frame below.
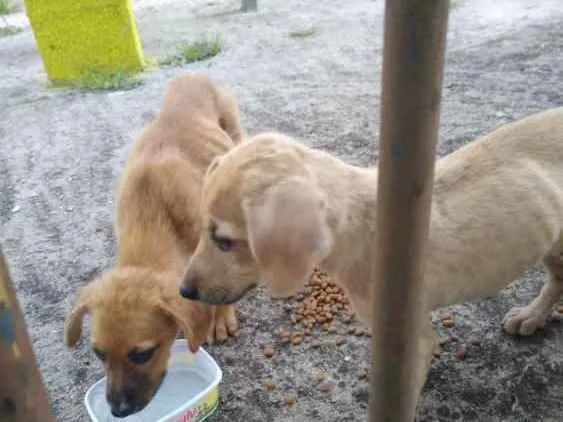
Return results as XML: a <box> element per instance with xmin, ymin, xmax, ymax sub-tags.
<box><xmin>263</xmin><ymin>346</ymin><xmax>275</xmax><ymax>358</ymax></box>
<box><xmin>440</xmin><ymin>313</ymin><xmax>452</xmax><ymax>321</ymax></box>
<box><xmin>291</xmin><ymin>335</ymin><xmax>303</xmax><ymax>346</ymax></box>
<box><xmin>285</xmin><ymin>396</ymin><xmax>296</xmax><ymax>407</ymax></box>
<box><xmin>289</xmin><ymin>268</ymin><xmax>352</xmax><ymax>336</ymax></box>
<box><xmin>265</xmin><ymin>381</ymin><xmax>276</xmax><ymax>392</ymax></box>
<box><xmin>442</xmin><ymin>318</ymin><xmax>455</xmax><ymax>328</ymax></box>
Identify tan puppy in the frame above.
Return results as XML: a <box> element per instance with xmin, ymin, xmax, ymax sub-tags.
<box><xmin>181</xmin><ymin>107</ymin><xmax>563</xmax><ymax>418</ymax></box>
<box><xmin>64</xmin><ymin>75</ymin><xmax>242</xmax><ymax>418</ymax></box>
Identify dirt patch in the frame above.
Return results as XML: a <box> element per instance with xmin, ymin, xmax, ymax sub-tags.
<box><xmin>1</xmin><ymin>0</ymin><xmax>563</xmax><ymax>420</ymax></box>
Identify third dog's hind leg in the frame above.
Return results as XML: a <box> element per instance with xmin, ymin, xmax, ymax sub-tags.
<box><xmin>503</xmin><ymin>250</ymin><xmax>563</xmax><ymax>335</ymax></box>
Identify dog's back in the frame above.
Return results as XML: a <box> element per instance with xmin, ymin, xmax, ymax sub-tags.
<box><xmin>427</xmin><ymin>107</ymin><xmax>563</xmax><ymax>309</ymax></box>
<box><xmin>115</xmin><ymin>75</ymin><xmax>243</xmax><ymax>268</ymax></box>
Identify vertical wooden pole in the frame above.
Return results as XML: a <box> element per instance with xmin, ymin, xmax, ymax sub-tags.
<box><xmin>0</xmin><ymin>248</ymin><xmax>55</xmax><ymax>422</ymax></box>
<box><xmin>369</xmin><ymin>1</ymin><xmax>449</xmax><ymax>421</ymax></box>
<box><xmin>241</xmin><ymin>0</ymin><xmax>257</xmax><ymax>13</ymax></box>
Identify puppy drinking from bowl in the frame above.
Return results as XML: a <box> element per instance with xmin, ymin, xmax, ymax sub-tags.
<box><xmin>65</xmin><ymin>75</ymin><xmax>242</xmax><ymax>418</ymax></box>
<box><xmin>180</xmin><ymin>107</ymin><xmax>563</xmax><ymax>418</ymax></box>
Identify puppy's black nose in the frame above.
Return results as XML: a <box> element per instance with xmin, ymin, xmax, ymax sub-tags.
<box><xmin>110</xmin><ymin>402</ymin><xmax>136</xmax><ymax>418</ymax></box>
<box><xmin>179</xmin><ymin>281</ymin><xmax>200</xmax><ymax>300</ymax></box>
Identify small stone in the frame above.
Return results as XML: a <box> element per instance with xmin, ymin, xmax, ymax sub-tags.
<box><xmin>311</xmin><ymin>340</ymin><xmax>322</xmax><ymax>349</ymax></box>
<box><xmin>455</xmin><ymin>345</ymin><xmax>467</xmax><ymax>361</ymax></box>
<box><xmin>317</xmin><ymin>380</ymin><xmax>333</xmax><ymax>393</ymax></box>
<box><xmin>470</xmin><ymin>337</ymin><xmax>481</xmax><ymax>346</ymax></box>
<box><xmin>342</xmin><ymin>315</ymin><xmax>353</xmax><ymax>324</ymax></box>
<box><xmin>357</xmin><ymin>368</ymin><xmax>369</xmax><ymax>380</ymax></box>
<box><xmin>313</xmin><ymin>372</ymin><xmax>326</xmax><ymax>383</ymax></box>
<box><xmin>335</xmin><ymin>336</ymin><xmax>346</xmax><ymax>346</ymax></box>
<box><xmin>328</xmin><ymin>326</ymin><xmax>337</xmax><ymax>334</ymax></box>
<box><xmin>439</xmin><ymin>336</ymin><xmax>449</xmax><ymax>346</ymax></box>
<box><xmin>263</xmin><ymin>346</ymin><xmax>275</xmax><ymax>358</ymax></box>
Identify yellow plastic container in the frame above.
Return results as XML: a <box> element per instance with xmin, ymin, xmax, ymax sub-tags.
<box><xmin>24</xmin><ymin>0</ymin><xmax>144</xmax><ymax>84</ymax></box>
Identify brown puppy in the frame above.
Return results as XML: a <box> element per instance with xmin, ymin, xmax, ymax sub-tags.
<box><xmin>64</xmin><ymin>75</ymin><xmax>242</xmax><ymax>418</ymax></box>
<box><xmin>181</xmin><ymin>107</ymin><xmax>563</xmax><ymax>419</ymax></box>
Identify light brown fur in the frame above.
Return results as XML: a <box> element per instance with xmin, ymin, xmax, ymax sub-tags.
<box><xmin>64</xmin><ymin>75</ymin><xmax>242</xmax><ymax>417</ymax></box>
<box><xmin>182</xmin><ymin>107</ymin><xmax>563</xmax><ymax>418</ymax></box>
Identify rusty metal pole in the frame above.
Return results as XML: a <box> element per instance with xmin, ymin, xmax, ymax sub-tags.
<box><xmin>0</xmin><ymin>248</ymin><xmax>55</xmax><ymax>422</ymax></box>
<box><xmin>369</xmin><ymin>1</ymin><xmax>449</xmax><ymax>422</ymax></box>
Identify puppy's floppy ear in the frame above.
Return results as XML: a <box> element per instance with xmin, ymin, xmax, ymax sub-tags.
<box><xmin>157</xmin><ymin>301</ymin><xmax>213</xmax><ymax>354</ymax></box>
<box><xmin>64</xmin><ymin>284</ymin><xmax>94</xmax><ymax>348</ymax></box>
<box><xmin>243</xmin><ymin>178</ymin><xmax>332</xmax><ymax>297</ymax></box>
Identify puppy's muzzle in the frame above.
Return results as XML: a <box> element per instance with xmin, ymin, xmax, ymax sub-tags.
<box><xmin>108</xmin><ymin>391</ymin><xmax>137</xmax><ymax>418</ymax></box>
<box><xmin>180</xmin><ymin>274</ymin><xmax>200</xmax><ymax>300</ymax></box>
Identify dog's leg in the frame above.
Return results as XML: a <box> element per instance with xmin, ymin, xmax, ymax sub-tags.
<box><xmin>503</xmin><ymin>251</ymin><xmax>563</xmax><ymax>335</ymax></box>
<box><xmin>411</xmin><ymin>321</ymin><xmax>438</xmax><ymax>419</ymax></box>
<box><xmin>217</xmin><ymin>89</ymin><xmax>244</xmax><ymax>144</ymax></box>
<box><xmin>207</xmin><ymin>304</ymin><xmax>238</xmax><ymax>344</ymax></box>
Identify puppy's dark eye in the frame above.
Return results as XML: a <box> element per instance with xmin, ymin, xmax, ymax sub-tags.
<box><xmin>210</xmin><ymin>226</ymin><xmax>234</xmax><ymax>252</ymax></box>
<box><xmin>93</xmin><ymin>348</ymin><xmax>106</xmax><ymax>362</ymax></box>
<box><xmin>214</xmin><ymin>236</ymin><xmax>234</xmax><ymax>252</ymax></box>
<box><xmin>128</xmin><ymin>346</ymin><xmax>158</xmax><ymax>365</ymax></box>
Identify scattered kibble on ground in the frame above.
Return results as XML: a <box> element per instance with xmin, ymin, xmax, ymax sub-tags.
<box><xmin>264</xmin><ymin>381</ymin><xmax>276</xmax><ymax>392</ymax></box>
<box><xmin>285</xmin><ymin>396</ymin><xmax>297</xmax><ymax>407</ymax></box>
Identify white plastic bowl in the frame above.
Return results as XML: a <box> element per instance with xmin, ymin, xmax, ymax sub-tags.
<box><xmin>84</xmin><ymin>339</ymin><xmax>222</xmax><ymax>422</ymax></box>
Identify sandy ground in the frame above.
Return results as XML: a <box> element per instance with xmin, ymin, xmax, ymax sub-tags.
<box><xmin>1</xmin><ymin>0</ymin><xmax>563</xmax><ymax>420</ymax></box>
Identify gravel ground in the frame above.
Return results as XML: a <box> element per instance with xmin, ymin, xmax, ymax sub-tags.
<box><xmin>1</xmin><ymin>0</ymin><xmax>563</xmax><ymax>420</ymax></box>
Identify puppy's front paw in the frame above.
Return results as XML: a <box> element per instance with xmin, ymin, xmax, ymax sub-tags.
<box><xmin>207</xmin><ymin>305</ymin><xmax>238</xmax><ymax>345</ymax></box>
<box><xmin>502</xmin><ymin>306</ymin><xmax>548</xmax><ymax>336</ymax></box>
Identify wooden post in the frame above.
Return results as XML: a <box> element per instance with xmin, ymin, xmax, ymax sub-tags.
<box><xmin>241</xmin><ymin>0</ymin><xmax>257</xmax><ymax>12</ymax></box>
<box><xmin>0</xmin><ymin>248</ymin><xmax>55</xmax><ymax>422</ymax></box>
<box><xmin>369</xmin><ymin>1</ymin><xmax>449</xmax><ymax>421</ymax></box>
